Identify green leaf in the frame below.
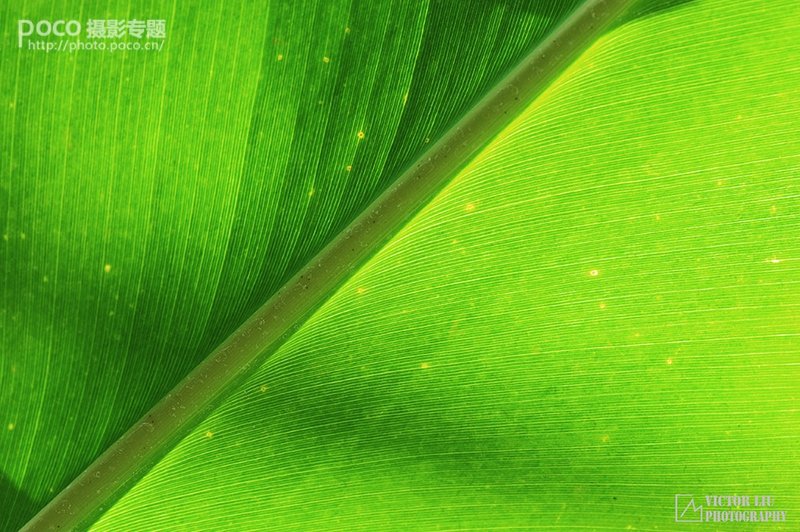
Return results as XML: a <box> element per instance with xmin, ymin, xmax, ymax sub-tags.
<box><xmin>6</xmin><ymin>0</ymin><xmax>800</xmax><ymax>529</ymax></box>
<box><xmin>2</xmin><ymin>0</ymin><xmax>585</xmax><ymax>528</ymax></box>
<box><xmin>96</xmin><ymin>0</ymin><xmax>800</xmax><ymax>529</ymax></box>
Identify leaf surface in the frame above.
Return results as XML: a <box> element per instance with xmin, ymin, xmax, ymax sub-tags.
<box><xmin>1</xmin><ymin>1</ymin><xmax>581</xmax><ymax>528</ymax></box>
<box><xmin>90</xmin><ymin>0</ymin><xmax>800</xmax><ymax>529</ymax></box>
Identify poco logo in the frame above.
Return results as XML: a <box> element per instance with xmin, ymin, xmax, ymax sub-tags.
<box><xmin>18</xmin><ymin>19</ymin><xmax>82</xmax><ymax>47</ymax></box>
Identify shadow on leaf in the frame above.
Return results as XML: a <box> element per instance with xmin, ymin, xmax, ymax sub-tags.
<box><xmin>0</xmin><ymin>471</ymin><xmax>41</xmax><ymax>531</ymax></box>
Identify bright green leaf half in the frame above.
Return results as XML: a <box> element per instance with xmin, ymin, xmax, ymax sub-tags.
<box><xmin>90</xmin><ymin>0</ymin><xmax>800</xmax><ymax>529</ymax></box>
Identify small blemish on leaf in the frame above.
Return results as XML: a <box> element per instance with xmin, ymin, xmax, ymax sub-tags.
<box><xmin>357</xmin><ymin>131</ymin><xmax>365</xmax><ymax>140</ymax></box>
<box><xmin>205</xmin><ymin>431</ymin><xmax>214</xmax><ymax>439</ymax></box>
<box><xmin>277</xmin><ymin>53</ymin><xmax>284</xmax><ymax>61</ymax></box>
<box><xmin>420</xmin><ymin>362</ymin><xmax>430</xmax><ymax>369</ymax></box>
<box><xmin>104</xmin><ymin>264</ymin><xmax>112</xmax><ymax>273</ymax></box>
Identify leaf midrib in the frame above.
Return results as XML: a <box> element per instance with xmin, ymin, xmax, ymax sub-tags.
<box><xmin>22</xmin><ymin>1</ymin><xmax>635</xmax><ymax>529</ymax></box>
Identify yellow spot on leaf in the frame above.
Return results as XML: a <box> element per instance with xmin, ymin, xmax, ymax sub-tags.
<box><xmin>598</xmin><ymin>302</ymin><xmax>606</xmax><ymax>310</ymax></box>
<box><xmin>589</xmin><ymin>269</ymin><xmax>599</xmax><ymax>277</ymax></box>
<box><xmin>345</xmin><ymin>27</ymin><xmax>350</xmax><ymax>34</ymax></box>
<box><xmin>7</xmin><ymin>423</ymin><xmax>15</xmax><ymax>431</ymax></box>
<box><xmin>420</xmin><ymin>362</ymin><xmax>430</xmax><ymax>369</ymax></box>
<box><xmin>356</xmin><ymin>287</ymin><xmax>366</xmax><ymax>295</ymax></box>
<box><xmin>104</xmin><ymin>264</ymin><xmax>112</xmax><ymax>273</ymax></box>
<box><xmin>259</xmin><ymin>384</ymin><xmax>268</xmax><ymax>393</ymax></box>
<box><xmin>357</xmin><ymin>131</ymin><xmax>365</xmax><ymax>140</ymax></box>
<box><xmin>345</xmin><ymin>165</ymin><xmax>352</xmax><ymax>172</ymax></box>
<box><xmin>601</xmin><ymin>434</ymin><xmax>609</xmax><ymax>443</ymax></box>
<box><xmin>322</xmin><ymin>56</ymin><xmax>330</xmax><ymax>63</ymax></box>
<box><xmin>666</xmin><ymin>357</ymin><xmax>673</xmax><ymax>365</ymax></box>
<box><xmin>205</xmin><ymin>431</ymin><xmax>214</xmax><ymax>439</ymax></box>
<box><xmin>277</xmin><ymin>53</ymin><xmax>284</xmax><ymax>61</ymax></box>
<box><xmin>465</xmin><ymin>203</ymin><xmax>476</xmax><ymax>212</ymax></box>
<box><xmin>308</xmin><ymin>187</ymin><xmax>315</xmax><ymax>197</ymax></box>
